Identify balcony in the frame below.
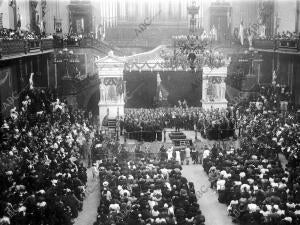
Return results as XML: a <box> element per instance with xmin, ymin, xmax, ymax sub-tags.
<box><xmin>0</xmin><ymin>39</ymin><xmax>54</xmax><ymax>60</ymax></box>
<box><xmin>253</xmin><ymin>38</ymin><xmax>300</xmax><ymax>53</ymax></box>
<box><xmin>0</xmin><ymin>36</ymin><xmax>121</xmax><ymax>60</ymax></box>
<box><xmin>53</xmin><ymin>37</ymin><xmax>124</xmax><ymax>55</ymax></box>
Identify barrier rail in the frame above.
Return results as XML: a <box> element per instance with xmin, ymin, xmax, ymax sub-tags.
<box><xmin>123</xmin><ymin>130</ymin><xmax>163</xmax><ymax>142</ymax></box>
<box><xmin>122</xmin><ymin>128</ymin><xmax>235</xmax><ymax>143</ymax></box>
<box><xmin>253</xmin><ymin>38</ymin><xmax>300</xmax><ymax>51</ymax></box>
<box><xmin>53</xmin><ymin>37</ymin><xmax>120</xmax><ymax>52</ymax></box>
<box><xmin>0</xmin><ymin>39</ymin><xmax>54</xmax><ymax>58</ymax></box>
<box><xmin>0</xmin><ymin>37</ymin><xmax>121</xmax><ymax>58</ymax></box>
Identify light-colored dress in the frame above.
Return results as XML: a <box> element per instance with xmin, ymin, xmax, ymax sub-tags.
<box><xmin>175</xmin><ymin>150</ymin><xmax>181</xmax><ymax>163</ymax></box>
<box><xmin>167</xmin><ymin>147</ymin><xmax>173</xmax><ymax>160</ymax></box>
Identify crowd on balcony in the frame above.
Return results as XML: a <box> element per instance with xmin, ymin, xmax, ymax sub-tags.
<box><xmin>275</xmin><ymin>31</ymin><xmax>299</xmax><ymax>40</ymax></box>
<box><xmin>123</xmin><ymin>106</ymin><xmax>236</xmax><ymax>141</ymax></box>
<box><xmin>93</xmin><ymin>157</ymin><xmax>206</xmax><ymax>225</ymax></box>
<box><xmin>0</xmin><ymin>87</ymin><xmax>95</xmax><ymax>225</ymax></box>
<box><xmin>0</xmin><ymin>27</ymin><xmax>100</xmax><ymax>43</ymax></box>
<box><xmin>0</xmin><ymin>28</ymin><xmax>53</xmax><ymax>40</ymax></box>
<box><xmin>202</xmin><ymin>85</ymin><xmax>300</xmax><ymax>225</ymax></box>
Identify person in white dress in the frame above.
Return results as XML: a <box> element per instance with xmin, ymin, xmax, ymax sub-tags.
<box><xmin>167</xmin><ymin>146</ymin><xmax>173</xmax><ymax>161</ymax></box>
<box><xmin>185</xmin><ymin>146</ymin><xmax>191</xmax><ymax>165</ymax></box>
<box><xmin>175</xmin><ymin>150</ymin><xmax>181</xmax><ymax>164</ymax></box>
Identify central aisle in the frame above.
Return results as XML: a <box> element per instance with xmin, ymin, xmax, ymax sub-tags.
<box><xmin>182</xmin><ymin>165</ymin><xmax>234</xmax><ymax>225</ymax></box>
<box><xmin>74</xmin><ymin>168</ymin><xmax>100</xmax><ymax>225</ymax></box>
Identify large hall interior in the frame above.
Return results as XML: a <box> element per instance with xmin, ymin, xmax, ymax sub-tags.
<box><xmin>1</xmin><ymin>0</ymin><xmax>300</xmax><ymax>225</ymax></box>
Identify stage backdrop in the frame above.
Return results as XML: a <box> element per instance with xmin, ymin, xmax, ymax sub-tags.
<box><xmin>124</xmin><ymin>71</ymin><xmax>202</xmax><ymax>108</ymax></box>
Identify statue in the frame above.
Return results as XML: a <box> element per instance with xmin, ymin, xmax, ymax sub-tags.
<box><xmin>99</xmin><ymin>80</ymin><xmax>106</xmax><ymax>102</ymax></box>
<box><xmin>239</xmin><ymin>20</ymin><xmax>244</xmax><ymax>46</ymax></box>
<box><xmin>29</xmin><ymin>73</ymin><xmax>34</xmax><ymax>90</ymax></box>
<box><xmin>258</xmin><ymin>24</ymin><xmax>266</xmax><ymax>39</ymax></box>
<box><xmin>211</xmin><ymin>25</ymin><xmax>217</xmax><ymax>41</ymax></box>
<box><xmin>220</xmin><ymin>80</ymin><xmax>226</xmax><ymax>100</ymax></box>
<box><xmin>203</xmin><ymin>85</ymin><xmax>207</xmax><ymax>101</ymax></box>
<box><xmin>107</xmin><ymin>84</ymin><xmax>117</xmax><ymax>102</ymax></box>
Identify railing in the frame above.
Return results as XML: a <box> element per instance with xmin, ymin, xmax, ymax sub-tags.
<box><xmin>0</xmin><ymin>36</ymin><xmax>122</xmax><ymax>58</ymax></box>
<box><xmin>41</xmin><ymin>39</ymin><xmax>54</xmax><ymax>51</ymax></box>
<box><xmin>0</xmin><ymin>39</ymin><xmax>25</xmax><ymax>56</ymax></box>
<box><xmin>53</xmin><ymin>37</ymin><xmax>123</xmax><ymax>55</ymax></box>
<box><xmin>124</xmin><ymin>130</ymin><xmax>163</xmax><ymax>142</ymax></box>
<box><xmin>253</xmin><ymin>38</ymin><xmax>300</xmax><ymax>51</ymax></box>
<box><xmin>253</xmin><ymin>39</ymin><xmax>276</xmax><ymax>50</ymax></box>
<box><xmin>277</xmin><ymin>38</ymin><xmax>299</xmax><ymax>51</ymax></box>
<box><xmin>0</xmin><ymin>38</ymin><xmax>54</xmax><ymax>58</ymax></box>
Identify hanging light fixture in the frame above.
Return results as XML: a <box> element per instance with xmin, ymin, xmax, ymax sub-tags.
<box><xmin>54</xmin><ymin>48</ymin><xmax>80</xmax><ymax>80</ymax></box>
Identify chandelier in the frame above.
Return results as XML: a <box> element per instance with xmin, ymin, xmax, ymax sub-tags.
<box><xmin>159</xmin><ymin>0</ymin><xmax>227</xmax><ymax>72</ymax></box>
<box><xmin>161</xmin><ymin>35</ymin><xmax>226</xmax><ymax>71</ymax></box>
<box><xmin>54</xmin><ymin>48</ymin><xmax>80</xmax><ymax>80</ymax></box>
<box><xmin>187</xmin><ymin>1</ymin><xmax>200</xmax><ymax>33</ymax></box>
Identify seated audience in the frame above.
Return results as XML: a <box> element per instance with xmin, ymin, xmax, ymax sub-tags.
<box><xmin>0</xmin><ymin>89</ymin><xmax>94</xmax><ymax>225</ymax></box>
<box><xmin>94</xmin><ymin>157</ymin><xmax>206</xmax><ymax>225</ymax></box>
<box><xmin>204</xmin><ymin>84</ymin><xmax>300</xmax><ymax>225</ymax></box>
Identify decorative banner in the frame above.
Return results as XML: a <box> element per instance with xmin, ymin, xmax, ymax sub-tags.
<box><xmin>208</xmin><ymin>76</ymin><xmax>222</xmax><ymax>84</ymax></box>
<box><xmin>103</xmin><ymin>77</ymin><xmax>118</xmax><ymax>86</ymax></box>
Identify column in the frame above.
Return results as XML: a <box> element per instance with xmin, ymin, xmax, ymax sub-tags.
<box><xmin>46</xmin><ymin>58</ymin><xmax>50</xmax><ymax>88</ymax></box>
<box><xmin>123</xmin><ymin>80</ymin><xmax>126</xmax><ymax>104</ymax></box>
<box><xmin>221</xmin><ymin>78</ymin><xmax>226</xmax><ymax>100</ymax></box>
<box><xmin>54</xmin><ymin>56</ymin><xmax>57</xmax><ymax>89</ymax></box>
<box><xmin>202</xmin><ymin>78</ymin><xmax>208</xmax><ymax>102</ymax></box>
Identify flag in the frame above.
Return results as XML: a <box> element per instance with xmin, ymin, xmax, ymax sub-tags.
<box><xmin>239</xmin><ymin>20</ymin><xmax>244</xmax><ymax>45</ymax></box>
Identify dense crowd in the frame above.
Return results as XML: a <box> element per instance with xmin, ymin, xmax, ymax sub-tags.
<box><xmin>123</xmin><ymin>107</ymin><xmax>235</xmax><ymax>141</ymax></box>
<box><xmin>203</xmin><ymin>85</ymin><xmax>300</xmax><ymax>225</ymax></box>
<box><xmin>0</xmin><ymin>89</ymin><xmax>94</xmax><ymax>225</ymax></box>
<box><xmin>275</xmin><ymin>31</ymin><xmax>299</xmax><ymax>40</ymax></box>
<box><xmin>94</xmin><ymin>157</ymin><xmax>206</xmax><ymax>225</ymax></box>
<box><xmin>0</xmin><ymin>28</ymin><xmax>52</xmax><ymax>40</ymax></box>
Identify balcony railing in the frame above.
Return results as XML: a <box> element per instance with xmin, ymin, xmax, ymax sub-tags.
<box><xmin>0</xmin><ymin>37</ymin><xmax>120</xmax><ymax>59</ymax></box>
<box><xmin>253</xmin><ymin>38</ymin><xmax>300</xmax><ymax>51</ymax></box>
<box><xmin>53</xmin><ymin>37</ymin><xmax>123</xmax><ymax>54</ymax></box>
<box><xmin>0</xmin><ymin>39</ymin><xmax>54</xmax><ymax>58</ymax></box>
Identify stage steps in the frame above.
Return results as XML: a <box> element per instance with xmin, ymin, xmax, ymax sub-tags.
<box><xmin>168</xmin><ymin>131</ymin><xmax>187</xmax><ymax>140</ymax></box>
<box><xmin>168</xmin><ymin>131</ymin><xmax>192</xmax><ymax>147</ymax></box>
<box><xmin>107</xmin><ymin>118</ymin><xmax>117</xmax><ymax>139</ymax></box>
<box><xmin>108</xmin><ymin>119</ymin><xmax>117</xmax><ymax>129</ymax></box>
<box><xmin>172</xmin><ymin>139</ymin><xmax>193</xmax><ymax>147</ymax></box>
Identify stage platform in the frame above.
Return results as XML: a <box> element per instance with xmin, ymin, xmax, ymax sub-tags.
<box><xmin>119</xmin><ymin>128</ymin><xmax>240</xmax><ymax>149</ymax></box>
